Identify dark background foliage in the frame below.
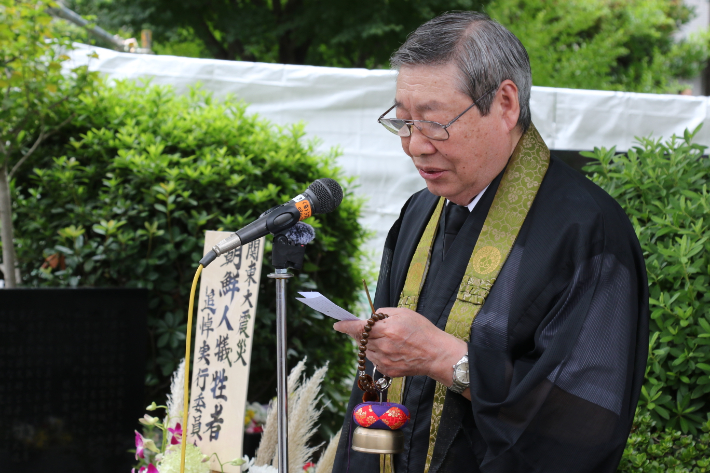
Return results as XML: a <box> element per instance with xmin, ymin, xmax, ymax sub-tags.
<box><xmin>61</xmin><ymin>0</ymin><xmax>709</xmax><ymax>93</ymax></box>
<box><xmin>11</xmin><ymin>78</ymin><xmax>367</xmax><ymax>438</ymax></box>
<box><xmin>63</xmin><ymin>0</ymin><xmax>487</xmax><ymax>67</ymax></box>
<box><xmin>487</xmin><ymin>0</ymin><xmax>710</xmax><ymax>93</ymax></box>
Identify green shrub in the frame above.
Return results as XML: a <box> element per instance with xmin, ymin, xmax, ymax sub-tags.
<box><xmin>12</xmin><ymin>79</ymin><xmax>367</xmax><ymax>437</ymax></box>
<box><xmin>619</xmin><ymin>410</ymin><xmax>710</xmax><ymax>472</ymax></box>
<box><xmin>583</xmin><ymin>126</ymin><xmax>710</xmax><ymax>435</ymax></box>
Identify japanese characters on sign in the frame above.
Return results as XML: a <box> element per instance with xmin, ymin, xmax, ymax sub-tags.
<box><xmin>188</xmin><ymin>231</ymin><xmax>264</xmax><ymax>472</ymax></box>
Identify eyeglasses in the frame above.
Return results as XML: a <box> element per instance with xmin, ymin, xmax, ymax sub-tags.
<box><xmin>377</xmin><ymin>87</ymin><xmax>498</xmax><ymax>141</ymax></box>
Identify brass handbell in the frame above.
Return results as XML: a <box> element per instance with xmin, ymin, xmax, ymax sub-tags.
<box><xmin>351</xmin><ymin>281</ymin><xmax>410</xmax><ymax>455</ymax></box>
<box><xmin>352</xmin><ymin>426</ymin><xmax>405</xmax><ymax>454</ymax></box>
<box><xmin>351</xmin><ymin>375</ymin><xmax>410</xmax><ymax>455</ymax></box>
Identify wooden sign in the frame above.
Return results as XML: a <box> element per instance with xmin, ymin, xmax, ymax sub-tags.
<box><xmin>188</xmin><ymin>231</ymin><xmax>265</xmax><ymax>472</ymax></box>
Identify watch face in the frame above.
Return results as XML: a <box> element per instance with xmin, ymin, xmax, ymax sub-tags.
<box><xmin>455</xmin><ymin>362</ymin><xmax>469</xmax><ymax>384</ymax></box>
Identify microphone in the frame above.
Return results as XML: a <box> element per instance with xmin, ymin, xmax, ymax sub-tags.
<box><xmin>199</xmin><ymin>178</ymin><xmax>343</xmax><ymax>267</ymax></box>
<box><xmin>271</xmin><ymin>222</ymin><xmax>317</xmax><ymax>270</ymax></box>
<box><xmin>282</xmin><ymin>222</ymin><xmax>316</xmax><ymax>246</ymax></box>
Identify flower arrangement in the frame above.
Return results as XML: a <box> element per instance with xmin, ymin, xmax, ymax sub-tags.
<box><xmin>132</xmin><ymin>358</ymin><xmax>340</xmax><ymax>473</ymax></box>
<box><xmin>133</xmin><ymin>400</ymin><xmax>248</xmax><ymax>473</ymax></box>
<box><xmin>303</xmin><ymin>462</ymin><xmax>316</xmax><ymax>473</ymax></box>
<box><xmin>133</xmin><ymin>401</ymin><xmax>213</xmax><ymax>473</ymax></box>
<box><xmin>132</xmin><ymin>361</ymin><xmax>245</xmax><ymax>473</ymax></box>
<box><xmin>245</xmin><ymin>402</ymin><xmax>268</xmax><ymax>434</ymax></box>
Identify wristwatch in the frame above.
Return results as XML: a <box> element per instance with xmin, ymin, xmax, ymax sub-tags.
<box><xmin>449</xmin><ymin>354</ymin><xmax>469</xmax><ymax>394</ymax></box>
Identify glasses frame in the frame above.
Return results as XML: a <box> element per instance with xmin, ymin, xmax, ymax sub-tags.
<box><xmin>377</xmin><ymin>86</ymin><xmax>498</xmax><ymax>141</ymax></box>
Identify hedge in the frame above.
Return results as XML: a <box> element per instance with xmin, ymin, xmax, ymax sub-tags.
<box><xmin>11</xmin><ymin>79</ymin><xmax>366</xmax><ymax>438</ymax></box>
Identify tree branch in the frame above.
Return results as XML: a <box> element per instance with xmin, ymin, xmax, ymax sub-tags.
<box><xmin>5</xmin><ymin>73</ymin><xmax>88</xmax><ymax>173</ymax></box>
<box><xmin>227</xmin><ymin>38</ymin><xmax>249</xmax><ymax>61</ymax></box>
<box><xmin>47</xmin><ymin>91</ymin><xmax>75</xmax><ymax>111</ymax></box>
<box><xmin>7</xmin><ymin>115</ymin><xmax>29</xmax><ymax>141</ymax></box>
<box><xmin>199</xmin><ymin>17</ymin><xmax>230</xmax><ymax>59</ymax></box>
<box><xmin>2</xmin><ymin>70</ymin><xmax>13</xmax><ymax>115</ymax></box>
<box><xmin>8</xmin><ymin>112</ymin><xmax>74</xmax><ymax>180</ymax></box>
<box><xmin>0</xmin><ymin>139</ymin><xmax>8</xmax><ymax>172</ymax></box>
<box><xmin>8</xmin><ymin>131</ymin><xmax>45</xmax><ymax>181</ymax></box>
<box><xmin>8</xmin><ymin>63</ymin><xmax>85</xmax><ymax>137</ymax></box>
<box><xmin>0</xmin><ymin>55</ymin><xmax>17</xmax><ymax>70</ymax></box>
<box><xmin>2</xmin><ymin>84</ymin><xmax>8</xmax><ymax>113</ymax></box>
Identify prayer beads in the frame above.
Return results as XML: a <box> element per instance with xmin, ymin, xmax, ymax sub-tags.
<box><xmin>356</xmin><ymin>312</ymin><xmax>391</xmax><ymax>401</ymax></box>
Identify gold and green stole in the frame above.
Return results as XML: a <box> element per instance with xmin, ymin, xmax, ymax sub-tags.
<box><xmin>381</xmin><ymin>124</ymin><xmax>550</xmax><ymax>473</ymax></box>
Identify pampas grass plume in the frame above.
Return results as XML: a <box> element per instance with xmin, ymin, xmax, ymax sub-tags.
<box><xmin>164</xmin><ymin>358</ymin><xmax>185</xmax><ymax>429</ymax></box>
<box><xmin>255</xmin><ymin>358</ymin><xmax>307</xmax><ymax>466</ymax></box>
<box><xmin>315</xmin><ymin>429</ymin><xmax>341</xmax><ymax>473</ymax></box>
<box><xmin>277</xmin><ymin>364</ymin><xmax>328</xmax><ymax>472</ymax></box>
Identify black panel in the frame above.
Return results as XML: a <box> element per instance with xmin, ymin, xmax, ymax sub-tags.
<box><xmin>0</xmin><ymin>288</ymin><xmax>147</xmax><ymax>473</ymax></box>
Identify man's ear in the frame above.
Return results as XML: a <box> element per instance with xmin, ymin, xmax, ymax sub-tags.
<box><xmin>496</xmin><ymin>79</ymin><xmax>520</xmax><ymax>132</ymax></box>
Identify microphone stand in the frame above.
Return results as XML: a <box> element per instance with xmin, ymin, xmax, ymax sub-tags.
<box><xmin>268</xmin><ymin>267</ymin><xmax>292</xmax><ymax>472</ymax></box>
<box><xmin>267</xmin><ymin>232</ymin><xmax>308</xmax><ymax>472</ymax></box>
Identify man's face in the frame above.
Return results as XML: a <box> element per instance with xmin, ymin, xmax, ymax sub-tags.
<box><xmin>394</xmin><ymin>62</ymin><xmax>519</xmax><ymax>205</ymax></box>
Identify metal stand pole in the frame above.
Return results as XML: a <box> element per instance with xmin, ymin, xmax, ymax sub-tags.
<box><xmin>268</xmin><ymin>268</ymin><xmax>293</xmax><ymax>472</ymax></box>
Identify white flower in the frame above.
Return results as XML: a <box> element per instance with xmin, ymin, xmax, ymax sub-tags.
<box><xmin>240</xmin><ymin>456</ymin><xmax>255</xmax><ymax>471</ymax></box>
<box><xmin>248</xmin><ymin>465</ymin><xmax>278</xmax><ymax>473</ymax></box>
<box><xmin>139</xmin><ymin>414</ymin><xmax>160</xmax><ymax>426</ymax></box>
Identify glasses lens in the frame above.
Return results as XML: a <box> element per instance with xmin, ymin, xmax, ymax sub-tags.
<box><xmin>380</xmin><ymin>119</ymin><xmax>411</xmax><ymax>137</ymax></box>
<box><xmin>416</xmin><ymin>121</ymin><xmax>449</xmax><ymax>141</ymax></box>
<box><xmin>379</xmin><ymin>118</ymin><xmax>448</xmax><ymax>140</ymax></box>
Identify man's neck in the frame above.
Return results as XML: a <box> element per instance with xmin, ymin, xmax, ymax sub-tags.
<box><xmin>446</xmin><ymin>183</ymin><xmax>490</xmax><ymax>211</ymax></box>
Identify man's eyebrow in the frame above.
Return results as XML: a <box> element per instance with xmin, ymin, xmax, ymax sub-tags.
<box><xmin>392</xmin><ymin>100</ymin><xmax>443</xmax><ymax>113</ymax></box>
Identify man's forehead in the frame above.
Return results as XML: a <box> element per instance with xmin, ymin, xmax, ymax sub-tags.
<box><xmin>394</xmin><ymin>64</ymin><xmax>465</xmax><ymax>113</ymax></box>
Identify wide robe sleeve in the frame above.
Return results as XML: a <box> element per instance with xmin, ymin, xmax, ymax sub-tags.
<box><xmin>461</xmin><ymin>161</ymin><xmax>649</xmax><ymax>473</ymax></box>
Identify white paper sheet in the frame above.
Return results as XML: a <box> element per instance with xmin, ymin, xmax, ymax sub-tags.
<box><xmin>296</xmin><ymin>291</ymin><xmax>361</xmax><ymax>321</ymax></box>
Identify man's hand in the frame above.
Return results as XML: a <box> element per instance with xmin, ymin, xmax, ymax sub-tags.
<box><xmin>333</xmin><ymin>307</ymin><xmax>469</xmax><ymax>397</ymax></box>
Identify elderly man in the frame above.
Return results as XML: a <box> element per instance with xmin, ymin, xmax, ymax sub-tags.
<box><xmin>332</xmin><ymin>11</ymin><xmax>648</xmax><ymax>473</ymax></box>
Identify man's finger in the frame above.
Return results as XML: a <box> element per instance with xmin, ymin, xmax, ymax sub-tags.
<box><xmin>333</xmin><ymin>320</ymin><xmax>365</xmax><ymax>339</ymax></box>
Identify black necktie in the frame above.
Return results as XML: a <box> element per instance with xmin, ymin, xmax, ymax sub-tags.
<box><xmin>443</xmin><ymin>203</ymin><xmax>470</xmax><ymax>256</ymax></box>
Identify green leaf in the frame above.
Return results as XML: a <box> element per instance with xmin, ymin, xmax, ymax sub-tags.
<box><xmin>654</xmin><ymin>405</ymin><xmax>670</xmax><ymax>419</ymax></box>
<box><xmin>55</xmin><ymin>245</ymin><xmax>74</xmax><ymax>255</ymax></box>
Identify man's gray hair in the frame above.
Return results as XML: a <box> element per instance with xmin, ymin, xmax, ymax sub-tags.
<box><xmin>391</xmin><ymin>11</ymin><xmax>532</xmax><ymax>133</ymax></box>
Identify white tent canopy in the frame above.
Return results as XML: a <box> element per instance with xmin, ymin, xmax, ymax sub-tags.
<box><xmin>65</xmin><ymin>44</ymin><xmax>710</xmax><ymax>255</ymax></box>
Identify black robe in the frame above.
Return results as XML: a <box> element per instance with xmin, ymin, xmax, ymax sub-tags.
<box><xmin>333</xmin><ymin>156</ymin><xmax>649</xmax><ymax>473</ymax></box>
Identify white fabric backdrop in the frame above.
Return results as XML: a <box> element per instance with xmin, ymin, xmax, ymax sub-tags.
<box><xmin>65</xmin><ymin>44</ymin><xmax>710</xmax><ymax>255</ymax></box>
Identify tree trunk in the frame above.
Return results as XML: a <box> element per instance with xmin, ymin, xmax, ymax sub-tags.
<box><xmin>278</xmin><ymin>30</ymin><xmax>311</xmax><ymax>65</ymax></box>
<box><xmin>0</xmin><ymin>163</ymin><xmax>18</xmax><ymax>287</ymax></box>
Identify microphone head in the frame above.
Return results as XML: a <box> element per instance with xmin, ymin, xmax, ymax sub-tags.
<box><xmin>285</xmin><ymin>222</ymin><xmax>316</xmax><ymax>245</ymax></box>
<box><xmin>307</xmin><ymin>178</ymin><xmax>343</xmax><ymax>214</ymax></box>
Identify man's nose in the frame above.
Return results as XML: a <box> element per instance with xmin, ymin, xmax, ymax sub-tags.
<box><xmin>404</xmin><ymin>125</ymin><xmax>436</xmax><ymax>157</ymax></box>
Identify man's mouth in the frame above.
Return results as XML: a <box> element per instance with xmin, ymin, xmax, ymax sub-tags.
<box><xmin>418</xmin><ymin>167</ymin><xmax>446</xmax><ymax>180</ymax></box>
